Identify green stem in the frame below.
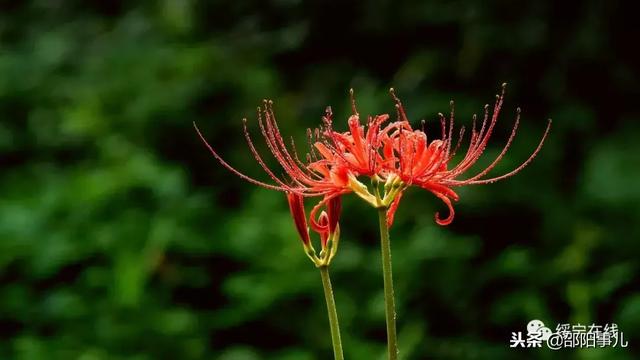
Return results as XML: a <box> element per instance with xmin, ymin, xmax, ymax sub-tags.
<box><xmin>378</xmin><ymin>208</ymin><xmax>399</xmax><ymax>360</ymax></box>
<box><xmin>319</xmin><ymin>266</ymin><xmax>344</xmax><ymax>360</ymax></box>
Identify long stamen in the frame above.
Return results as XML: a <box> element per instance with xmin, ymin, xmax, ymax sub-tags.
<box><xmin>457</xmin><ymin>107</ymin><xmax>522</xmax><ymax>182</ymax></box>
<box><xmin>266</xmin><ymin>101</ymin><xmax>309</xmax><ymax>175</ymax></box>
<box><xmin>193</xmin><ymin>122</ymin><xmax>289</xmax><ymax>191</ymax></box>
<box><xmin>263</xmin><ymin>101</ymin><xmax>310</xmax><ymax>182</ymax></box>
<box><xmin>470</xmin><ymin>85</ymin><xmax>507</xmax><ymax>159</ymax></box>
<box><xmin>439</xmin><ymin>112</ymin><xmax>446</xmax><ymax>140</ymax></box>
<box><xmin>457</xmin><ymin>119</ymin><xmax>552</xmax><ymax>185</ymax></box>
<box><xmin>350</xmin><ymin>88</ymin><xmax>359</xmax><ymax>115</ymax></box>
<box><xmin>258</xmin><ymin>103</ymin><xmax>309</xmax><ymax>187</ymax></box>
<box><xmin>242</xmin><ymin>118</ymin><xmax>292</xmax><ymax>189</ymax></box>
<box><xmin>445</xmin><ymin>100</ymin><xmax>455</xmax><ymax>159</ymax></box>
<box><xmin>451</xmin><ymin>86</ymin><xmax>505</xmax><ymax>175</ymax></box>
<box><xmin>452</xmin><ymin>111</ymin><xmax>484</xmax><ymax>174</ymax></box>
<box><xmin>447</xmin><ymin>126</ymin><xmax>466</xmax><ymax>161</ymax></box>
<box><xmin>389</xmin><ymin>88</ymin><xmax>409</xmax><ymax>123</ymax></box>
<box><xmin>307</xmin><ymin>128</ymin><xmax>319</xmax><ymax>162</ymax></box>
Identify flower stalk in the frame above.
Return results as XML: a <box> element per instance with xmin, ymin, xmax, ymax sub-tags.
<box><xmin>285</xmin><ymin>192</ymin><xmax>344</xmax><ymax>358</ymax></box>
<box><xmin>319</xmin><ymin>265</ymin><xmax>344</xmax><ymax>360</ymax></box>
<box><xmin>378</xmin><ymin>207</ymin><xmax>398</xmax><ymax>360</ymax></box>
<box><xmin>348</xmin><ymin>171</ymin><xmax>404</xmax><ymax>359</ymax></box>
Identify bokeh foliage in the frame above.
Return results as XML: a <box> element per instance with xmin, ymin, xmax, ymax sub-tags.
<box><xmin>1</xmin><ymin>1</ymin><xmax>639</xmax><ymax>359</ymax></box>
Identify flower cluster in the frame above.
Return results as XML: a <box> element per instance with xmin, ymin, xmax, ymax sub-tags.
<box><xmin>194</xmin><ymin>84</ymin><xmax>551</xmax><ymax>261</ymax></box>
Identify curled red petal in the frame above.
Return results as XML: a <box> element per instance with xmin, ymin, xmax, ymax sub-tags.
<box><xmin>309</xmin><ymin>197</ymin><xmax>330</xmax><ymax>233</ymax></box>
<box><xmin>309</xmin><ymin>193</ymin><xmax>346</xmax><ymax>234</ymax></box>
<box><xmin>432</xmin><ymin>191</ymin><xmax>456</xmax><ymax>226</ymax></box>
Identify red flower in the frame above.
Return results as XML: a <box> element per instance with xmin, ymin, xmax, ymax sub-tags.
<box><xmin>380</xmin><ymin>84</ymin><xmax>552</xmax><ymax>226</ymax></box>
<box><xmin>196</xmin><ymin>85</ymin><xmax>551</xmax><ymax>234</ymax></box>
<box><xmin>195</xmin><ymin>99</ymin><xmax>348</xmax><ymax>264</ymax></box>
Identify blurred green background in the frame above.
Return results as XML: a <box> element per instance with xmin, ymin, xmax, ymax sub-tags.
<box><xmin>1</xmin><ymin>1</ymin><xmax>639</xmax><ymax>359</ymax></box>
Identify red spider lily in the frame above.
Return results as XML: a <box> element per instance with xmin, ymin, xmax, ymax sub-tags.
<box><xmin>195</xmin><ymin>87</ymin><xmax>550</xmax><ymax>231</ymax></box>
<box><xmin>380</xmin><ymin>84</ymin><xmax>552</xmax><ymax>226</ymax></box>
<box><xmin>194</xmin><ymin>99</ymin><xmax>348</xmax><ymax>263</ymax></box>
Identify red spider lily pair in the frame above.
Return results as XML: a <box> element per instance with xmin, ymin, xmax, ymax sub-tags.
<box><xmin>194</xmin><ymin>84</ymin><xmax>551</xmax><ymax>261</ymax></box>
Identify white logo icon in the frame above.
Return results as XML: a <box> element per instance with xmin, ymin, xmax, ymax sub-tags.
<box><xmin>527</xmin><ymin>319</ymin><xmax>553</xmax><ymax>341</ymax></box>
